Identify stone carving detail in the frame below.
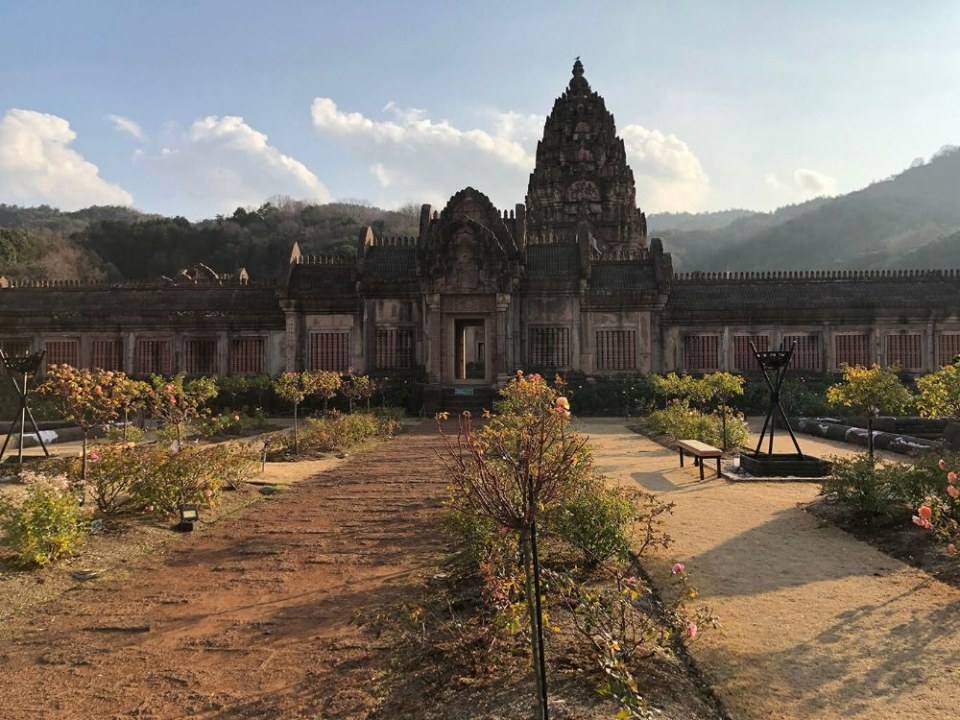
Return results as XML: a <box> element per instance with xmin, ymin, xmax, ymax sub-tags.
<box><xmin>524</xmin><ymin>60</ymin><xmax>648</xmax><ymax>258</ymax></box>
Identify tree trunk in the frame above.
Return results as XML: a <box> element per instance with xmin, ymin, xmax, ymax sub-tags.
<box><xmin>176</xmin><ymin>422</ymin><xmax>182</xmax><ymax>452</ymax></box>
<box><xmin>123</xmin><ymin>408</ymin><xmax>129</xmax><ymax>442</ymax></box>
<box><xmin>721</xmin><ymin>404</ymin><xmax>728</xmax><ymax>451</ymax></box>
<box><xmin>521</xmin><ymin>527</ymin><xmax>549</xmax><ymax>720</ymax></box>
<box><xmin>81</xmin><ymin>431</ymin><xmax>88</xmax><ymax>482</ymax></box>
<box><xmin>293</xmin><ymin>401</ymin><xmax>299</xmax><ymax>455</ymax></box>
<box><xmin>867</xmin><ymin>415</ymin><xmax>874</xmax><ymax>459</ymax></box>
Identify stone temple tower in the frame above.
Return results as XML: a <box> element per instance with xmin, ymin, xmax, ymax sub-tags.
<box><xmin>524</xmin><ymin>59</ymin><xmax>648</xmax><ymax>258</ymax></box>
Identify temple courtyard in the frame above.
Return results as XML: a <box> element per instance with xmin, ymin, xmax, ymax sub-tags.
<box><xmin>0</xmin><ymin>420</ymin><xmax>957</xmax><ymax>719</ymax></box>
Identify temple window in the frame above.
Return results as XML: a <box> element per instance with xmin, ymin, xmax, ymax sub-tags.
<box><xmin>885</xmin><ymin>333</ymin><xmax>923</xmax><ymax>371</ymax></box>
<box><xmin>91</xmin><ymin>338</ymin><xmax>124</xmax><ymax>371</ymax></box>
<box><xmin>682</xmin><ymin>335</ymin><xmax>719</xmax><ymax>371</ymax></box>
<box><xmin>184</xmin><ymin>337</ymin><xmax>219</xmax><ymax>375</ymax></box>
<box><xmin>529</xmin><ymin>326</ymin><xmax>571</xmax><ymax>369</ymax></box>
<box><xmin>596</xmin><ymin>329</ymin><xmax>637</xmax><ymax>371</ymax></box>
<box><xmin>134</xmin><ymin>338</ymin><xmax>173</xmax><ymax>376</ymax></box>
<box><xmin>732</xmin><ymin>334</ymin><xmax>769</xmax><ymax>371</ymax></box>
<box><xmin>376</xmin><ymin>327</ymin><xmax>415</xmax><ymax>370</ymax></box>
<box><xmin>834</xmin><ymin>333</ymin><xmax>869</xmax><ymax>368</ymax></box>
<box><xmin>309</xmin><ymin>332</ymin><xmax>350</xmax><ymax>372</ymax></box>
<box><xmin>0</xmin><ymin>337</ymin><xmax>32</xmax><ymax>357</ymax></box>
<box><xmin>937</xmin><ymin>333</ymin><xmax>960</xmax><ymax>367</ymax></box>
<box><xmin>44</xmin><ymin>338</ymin><xmax>80</xmax><ymax>368</ymax></box>
<box><xmin>230</xmin><ymin>336</ymin><xmax>265</xmax><ymax>376</ymax></box>
<box><xmin>784</xmin><ymin>334</ymin><xmax>822</xmax><ymax>371</ymax></box>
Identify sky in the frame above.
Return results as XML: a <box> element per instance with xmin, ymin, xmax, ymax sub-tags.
<box><xmin>1</xmin><ymin>1</ymin><xmax>959</xmax><ymax>219</ymax></box>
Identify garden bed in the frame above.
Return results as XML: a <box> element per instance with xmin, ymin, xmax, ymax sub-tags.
<box><xmin>804</xmin><ymin>497</ymin><xmax>960</xmax><ymax>587</ymax></box>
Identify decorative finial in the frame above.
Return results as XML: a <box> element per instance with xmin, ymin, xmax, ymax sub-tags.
<box><xmin>573</xmin><ymin>57</ymin><xmax>584</xmax><ymax>77</ymax></box>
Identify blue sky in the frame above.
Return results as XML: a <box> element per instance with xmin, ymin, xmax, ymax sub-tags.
<box><xmin>1</xmin><ymin>1</ymin><xmax>959</xmax><ymax>218</ymax></box>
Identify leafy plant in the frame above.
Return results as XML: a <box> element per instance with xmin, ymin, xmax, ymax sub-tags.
<box><xmin>145</xmin><ymin>374</ymin><xmax>219</xmax><ymax>449</ymax></box>
<box><xmin>38</xmin><ymin>365</ymin><xmax>135</xmax><ymax>481</ymax></box>
<box><xmin>0</xmin><ymin>483</ymin><xmax>87</xmax><ymax>566</ymax></box>
<box><xmin>551</xmin><ymin>480</ymin><xmax>665</xmax><ymax>566</ymax></box>
<box><xmin>916</xmin><ymin>363</ymin><xmax>960</xmax><ymax>417</ymax></box>
<box><xmin>827</xmin><ymin>365</ymin><xmax>913</xmax><ymax>457</ymax></box>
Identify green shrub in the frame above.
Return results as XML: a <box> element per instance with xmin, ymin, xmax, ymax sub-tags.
<box><xmin>0</xmin><ymin>484</ymin><xmax>88</xmax><ymax>566</ymax></box>
<box><xmin>822</xmin><ymin>454</ymin><xmax>903</xmax><ymax>522</ymax></box>
<box><xmin>132</xmin><ymin>444</ymin><xmax>230</xmax><ymax>517</ymax></box>
<box><xmin>444</xmin><ymin>501</ymin><xmax>503</xmax><ymax>566</ymax></box>
<box><xmin>269</xmin><ymin>412</ymin><xmax>402</xmax><ymax>458</ymax></box>
<box><xmin>648</xmin><ymin>400</ymin><xmax>749</xmax><ymax>448</ymax></box>
<box><xmin>550</xmin><ymin>480</ymin><xmax>645</xmax><ymax>565</ymax></box>
<box><xmin>566</xmin><ymin>374</ymin><xmax>655</xmax><ymax>416</ymax></box>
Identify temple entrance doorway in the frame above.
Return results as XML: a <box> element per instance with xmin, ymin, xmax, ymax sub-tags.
<box><xmin>454</xmin><ymin>319</ymin><xmax>486</xmax><ymax>380</ymax></box>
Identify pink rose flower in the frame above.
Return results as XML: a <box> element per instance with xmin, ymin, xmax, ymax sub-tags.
<box><xmin>686</xmin><ymin>621</ymin><xmax>698</xmax><ymax>640</ymax></box>
<box><xmin>919</xmin><ymin>505</ymin><xmax>933</xmax><ymax>521</ymax></box>
<box><xmin>948</xmin><ymin>471</ymin><xmax>958</xmax><ymax>485</ymax></box>
<box><xmin>948</xmin><ymin>485</ymin><xmax>960</xmax><ymax>499</ymax></box>
<box><xmin>939</xmin><ymin>459</ymin><xmax>948</xmax><ymax>471</ymax></box>
<box><xmin>671</xmin><ymin>562</ymin><xmax>686</xmax><ymax>575</ymax></box>
<box><xmin>87</xmin><ymin>450</ymin><xmax>100</xmax><ymax>463</ymax></box>
<box><xmin>912</xmin><ymin>515</ymin><xmax>933</xmax><ymax>530</ymax></box>
<box><xmin>948</xmin><ymin>544</ymin><xmax>958</xmax><ymax>557</ymax></box>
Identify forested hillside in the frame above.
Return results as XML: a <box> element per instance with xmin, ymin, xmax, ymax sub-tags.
<box><xmin>0</xmin><ymin>199</ymin><xmax>419</xmax><ymax>282</ymax></box>
<box><xmin>4</xmin><ymin>147</ymin><xmax>960</xmax><ymax>281</ymax></box>
<box><xmin>659</xmin><ymin>147</ymin><xmax>960</xmax><ymax>270</ymax></box>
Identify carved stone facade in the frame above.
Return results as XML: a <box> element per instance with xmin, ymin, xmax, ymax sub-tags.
<box><xmin>3</xmin><ymin>61</ymin><xmax>960</xmax><ymax>390</ymax></box>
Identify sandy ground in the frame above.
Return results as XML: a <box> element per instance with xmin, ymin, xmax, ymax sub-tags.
<box><xmin>580</xmin><ymin>417</ymin><xmax>960</xmax><ymax>720</ymax></box>
<box><xmin>0</xmin><ymin>422</ymin><xmax>448</xmax><ymax>720</ymax></box>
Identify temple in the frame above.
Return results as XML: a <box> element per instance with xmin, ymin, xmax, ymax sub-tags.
<box><xmin>3</xmin><ymin>61</ymin><xmax>960</xmax><ymax>401</ymax></box>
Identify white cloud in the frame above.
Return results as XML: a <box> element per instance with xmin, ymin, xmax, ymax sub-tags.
<box><xmin>136</xmin><ymin>115</ymin><xmax>330</xmax><ymax>218</ymax></box>
<box><xmin>0</xmin><ymin>108</ymin><xmax>133</xmax><ymax>209</ymax></box>
<box><xmin>765</xmin><ymin>167</ymin><xmax>837</xmax><ymax>201</ymax></box>
<box><xmin>311</xmin><ymin>97</ymin><xmax>535</xmax><ymax>207</ymax></box>
<box><xmin>620</xmin><ymin>125</ymin><xmax>710</xmax><ymax>212</ymax></box>
<box><xmin>107</xmin><ymin>114</ymin><xmax>145</xmax><ymax>141</ymax></box>
<box><xmin>311</xmin><ymin>97</ymin><xmax>708</xmax><ymax>212</ymax></box>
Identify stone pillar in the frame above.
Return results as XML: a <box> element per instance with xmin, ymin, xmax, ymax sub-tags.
<box><xmin>282</xmin><ymin>303</ymin><xmax>299</xmax><ymax>372</ymax></box>
<box><xmin>721</xmin><ymin>326</ymin><xmax>731</xmax><ymax>371</ymax></box>
<box><xmin>926</xmin><ymin>320</ymin><xmax>936</xmax><ymax>372</ymax></box>
<box><xmin>217</xmin><ymin>331</ymin><xmax>230</xmax><ymax>375</ymax></box>
<box><xmin>870</xmin><ymin>325</ymin><xmax>881</xmax><ymax>366</ymax></box>
<box><xmin>79</xmin><ymin>334</ymin><xmax>92</xmax><ymax>370</ymax></box>
<box><xmin>425</xmin><ymin>294</ymin><xmax>442</xmax><ymax>383</ymax></box>
<box><xmin>823</xmin><ymin>323</ymin><xmax>833</xmax><ymax>373</ymax></box>
<box><xmin>125</xmin><ymin>332</ymin><xmax>136</xmax><ymax>375</ymax></box>
<box><xmin>362</xmin><ymin>299</ymin><xmax>377</xmax><ymax>374</ymax></box>
<box><xmin>495</xmin><ymin>293</ymin><xmax>511</xmax><ymax>382</ymax></box>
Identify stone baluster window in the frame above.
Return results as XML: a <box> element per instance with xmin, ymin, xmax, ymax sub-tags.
<box><xmin>376</xmin><ymin>327</ymin><xmax>415</xmax><ymax>370</ymax></box>
<box><xmin>937</xmin><ymin>333</ymin><xmax>960</xmax><ymax>368</ymax></box>
<box><xmin>529</xmin><ymin>326</ymin><xmax>571</xmax><ymax>369</ymax></box>
<box><xmin>834</xmin><ymin>334</ymin><xmax>869</xmax><ymax>369</ymax></box>
<box><xmin>91</xmin><ymin>338</ymin><xmax>124</xmax><ymax>370</ymax></box>
<box><xmin>682</xmin><ymin>334</ymin><xmax>719</xmax><ymax>371</ymax></box>
<box><xmin>784</xmin><ymin>334</ymin><xmax>821</xmax><ymax>371</ymax></box>
<box><xmin>309</xmin><ymin>332</ymin><xmax>350</xmax><ymax>372</ymax></box>
<box><xmin>596</xmin><ymin>329</ymin><xmax>637</xmax><ymax>371</ymax></box>
<box><xmin>0</xmin><ymin>338</ymin><xmax>32</xmax><ymax>357</ymax></box>
<box><xmin>184</xmin><ymin>337</ymin><xmax>219</xmax><ymax>375</ymax></box>
<box><xmin>885</xmin><ymin>333</ymin><xmax>923</xmax><ymax>371</ymax></box>
<box><xmin>732</xmin><ymin>334</ymin><xmax>769</xmax><ymax>371</ymax></box>
<box><xmin>44</xmin><ymin>338</ymin><xmax>80</xmax><ymax>368</ymax></box>
<box><xmin>230</xmin><ymin>337</ymin><xmax>265</xmax><ymax>376</ymax></box>
<box><xmin>134</xmin><ymin>338</ymin><xmax>173</xmax><ymax>376</ymax></box>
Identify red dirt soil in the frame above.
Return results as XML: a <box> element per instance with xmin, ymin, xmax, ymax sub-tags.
<box><xmin>0</xmin><ymin>423</ymin><xmax>447</xmax><ymax>720</ymax></box>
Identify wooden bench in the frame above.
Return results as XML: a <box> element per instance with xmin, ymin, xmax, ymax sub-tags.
<box><xmin>675</xmin><ymin>439</ymin><xmax>723</xmax><ymax>481</ymax></box>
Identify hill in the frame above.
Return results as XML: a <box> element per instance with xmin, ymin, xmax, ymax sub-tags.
<box><xmin>0</xmin><ymin>200</ymin><xmax>420</xmax><ymax>283</ymax></box>
<box><xmin>662</xmin><ymin>148</ymin><xmax>960</xmax><ymax>270</ymax></box>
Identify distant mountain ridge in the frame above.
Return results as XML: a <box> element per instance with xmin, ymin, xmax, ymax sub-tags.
<box><xmin>657</xmin><ymin>147</ymin><xmax>960</xmax><ymax>270</ymax></box>
<box><xmin>3</xmin><ymin>148</ymin><xmax>960</xmax><ymax>281</ymax></box>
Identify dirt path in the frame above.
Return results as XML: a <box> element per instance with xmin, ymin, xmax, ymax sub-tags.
<box><xmin>0</xmin><ymin>422</ymin><xmax>447</xmax><ymax>720</ymax></box>
<box><xmin>581</xmin><ymin>418</ymin><xmax>960</xmax><ymax>720</ymax></box>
